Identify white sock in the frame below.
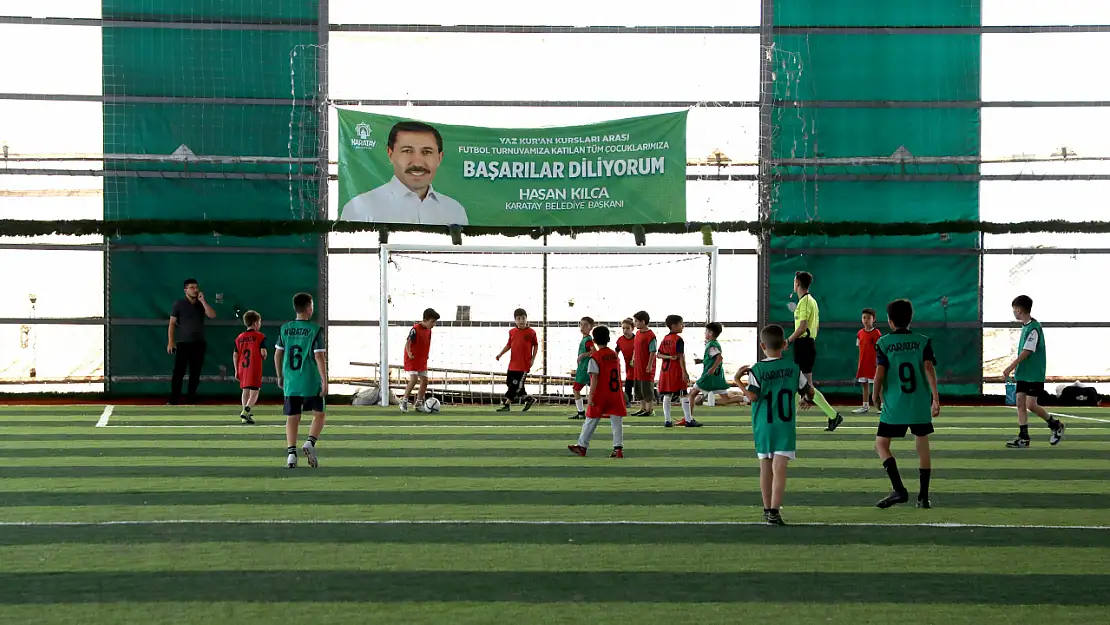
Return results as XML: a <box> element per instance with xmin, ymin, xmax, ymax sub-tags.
<box><xmin>578</xmin><ymin>417</ymin><xmax>600</xmax><ymax>448</ymax></box>
<box><xmin>681</xmin><ymin>396</ymin><xmax>692</xmax><ymax>420</ymax></box>
<box><xmin>611</xmin><ymin>416</ymin><xmax>624</xmax><ymax>448</ymax></box>
<box><xmin>662</xmin><ymin>395</ymin><xmax>672</xmax><ymax>423</ymax></box>
<box><xmin>575</xmin><ymin>397</ymin><xmax>585</xmax><ymax>413</ymax></box>
<box><xmin>707</xmin><ymin>392</ymin><xmax>716</xmax><ymax>407</ymax></box>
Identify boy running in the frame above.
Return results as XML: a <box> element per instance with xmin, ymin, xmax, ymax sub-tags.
<box><xmin>629</xmin><ymin>311</ymin><xmax>657</xmax><ymax>416</ymax></box>
<box><xmin>615</xmin><ymin>318</ymin><xmax>636</xmax><ymax>405</ymax></box>
<box><xmin>873</xmin><ymin>299</ymin><xmax>940</xmax><ymax>509</ymax></box>
<box><xmin>400</xmin><ymin>308</ymin><xmax>440</xmax><ymax>413</ymax></box>
<box><xmin>785</xmin><ymin>271</ymin><xmax>845</xmax><ymax>431</ymax></box>
<box><xmin>658</xmin><ymin>314</ymin><xmax>700</xmax><ymax>427</ymax></box>
<box><xmin>495</xmin><ymin>307</ymin><xmax>538</xmax><ymax>412</ymax></box>
<box><xmin>568</xmin><ymin>325</ymin><xmax>628</xmax><ymax>458</ymax></box>
<box><xmin>233</xmin><ymin>310</ymin><xmax>267</xmax><ymax>424</ymax></box>
<box><xmin>569</xmin><ymin>317</ymin><xmax>597</xmax><ymax>420</ymax></box>
<box><xmin>1002</xmin><ymin>295</ymin><xmax>1064</xmax><ymax>448</ymax></box>
<box><xmin>736</xmin><ymin>324</ymin><xmax>814</xmax><ymax>526</ymax></box>
<box><xmin>690</xmin><ymin>321</ymin><xmax>728</xmax><ymax>414</ymax></box>
<box><xmin>275</xmin><ymin>293</ymin><xmax>327</xmax><ymax>469</ymax></box>
<box><xmin>854</xmin><ymin>308</ymin><xmax>882</xmax><ymax>414</ymax></box>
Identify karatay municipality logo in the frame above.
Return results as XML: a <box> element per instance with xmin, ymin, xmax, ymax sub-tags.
<box><xmin>350</xmin><ymin>122</ymin><xmax>377</xmax><ymax>149</ymax></box>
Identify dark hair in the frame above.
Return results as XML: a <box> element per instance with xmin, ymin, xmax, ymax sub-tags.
<box><xmin>621</xmin><ymin>317</ymin><xmax>635</xmax><ymax>327</ymax></box>
<box><xmin>665</xmin><ymin>314</ymin><xmax>683</xmax><ymax>329</ymax></box>
<box><xmin>795</xmin><ymin>271</ymin><xmax>813</xmax><ymax>290</ymax></box>
<box><xmin>705</xmin><ymin>322</ymin><xmax>723</xmax><ymax>338</ymax></box>
<box><xmin>886</xmin><ymin>299</ymin><xmax>914</xmax><ymax>329</ymax></box>
<box><xmin>862</xmin><ymin>308</ymin><xmax>877</xmax><ymax>317</ymax></box>
<box><xmin>388</xmin><ymin>121</ymin><xmax>443</xmax><ymax>153</ymax></box>
<box><xmin>581</xmin><ymin>316</ymin><xmax>595</xmax><ymax>326</ymax></box>
<box><xmin>513</xmin><ymin>308</ymin><xmax>527</xmax><ymax>319</ymax></box>
<box><xmin>591</xmin><ymin>325</ymin><xmax>611</xmax><ymax>346</ymax></box>
<box><xmin>183</xmin><ymin>278</ymin><xmax>198</xmax><ymax>287</ymax></box>
<box><xmin>760</xmin><ymin>324</ymin><xmax>786</xmax><ymax>350</ymax></box>
<box><xmin>423</xmin><ymin>308</ymin><xmax>441</xmax><ymax>322</ymax></box>
<box><xmin>633</xmin><ymin>310</ymin><xmax>650</xmax><ymax>323</ymax></box>
<box><xmin>293</xmin><ymin>292</ymin><xmax>314</xmax><ymax>314</ymax></box>
<box><xmin>1012</xmin><ymin>295</ymin><xmax>1033</xmax><ymax>313</ymax></box>
<box><xmin>243</xmin><ymin>310</ymin><xmax>261</xmax><ymax>327</ymax></box>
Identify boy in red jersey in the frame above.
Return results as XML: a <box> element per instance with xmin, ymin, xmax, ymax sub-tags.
<box><xmin>658</xmin><ymin>314</ymin><xmax>700</xmax><ymax>428</ymax></box>
<box><xmin>495</xmin><ymin>307</ymin><xmax>538</xmax><ymax>412</ymax></box>
<box><xmin>233</xmin><ymin>310</ymin><xmax>267</xmax><ymax>424</ymax></box>
<box><xmin>614</xmin><ymin>318</ymin><xmax>636</xmax><ymax>405</ymax></box>
<box><xmin>401</xmin><ymin>308</ymin><xmax>441</xmax><ymax>413</ymax></box>
<box><xmin>854</xmin><ymin>308</ymin><xmax>882</xmax><ymax>414</ymax></box>
<box><xmin>629</xmin><ymin>310</ymin><xmax>657</xmax><ymax>416</ymax></box>
<box><xmin>568</xmin><ymin>325</ymin><xmax>628</xmax><ymax>458</ymax></box>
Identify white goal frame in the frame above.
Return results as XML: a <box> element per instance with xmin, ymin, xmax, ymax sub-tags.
<box><xmin>376</xmin><ymin>243</ymin><xmax>720</xmax><ymax>406</ymax></box>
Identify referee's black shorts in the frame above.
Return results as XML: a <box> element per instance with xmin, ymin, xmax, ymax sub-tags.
<box><xmin>793</xmin><ymin>337</ymin><xmax>817</xmax><ymax>374</ymax></box>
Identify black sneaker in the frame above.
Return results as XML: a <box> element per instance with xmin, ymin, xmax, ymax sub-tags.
<box><xmin>825</xmin><ymin>413</ymin><xmax>844</xmax><ymax>432</ymax></box>
<box><xmin>1006</xmin><ymin>437</ymin><xmax>1031</xmax><ymax>448</ymax></box>
<box><xmin>876</xmin><ymin>490</ymin><xmax>910</xmax><ymax>509</ymax></box>
<box><xmin>766</xmin><ymin>510</ymin><xmax>786</xmax><ymax>526</ymax></box>
<box><xmin>684</xmin><ymin>419</ymin><xmax>703</xmax><ymax>428</ymax></box>
<box><xmin>240</xmin><ymin>412</ymin><xmax>255</xmax><ymax>425</ymax></box>
<box><xmin>522</xmin><ymin>397</ymin><xmax>536</xmax><ymax>412</ymax></box>
<box><xmin>568</xmin><ymin>411</ymin><xmax>585</xmax><ymax>420</ymax></box>
<box><xmin>1050</xmin><ymin>421</ymin><xmax>1066</xmax><ymax>446</ymax></box>
<box><xmin>917</xmin><ymin>496</ymin><xmax>931</xmax><ymax>509</ymax></box>
<box><xmin>664</xmin><ymin>421</ymin><xmax>674</xmax><ymax>428</ymax></box>
<box><xmin>496</xmin><ymin>404</ymin><xmax>511</xmax><ymax>412</ymax></box>
<box><xmin>630</xmin><ymin>410</ymin><xmax>646</xmax><ymax>417</ymax></box>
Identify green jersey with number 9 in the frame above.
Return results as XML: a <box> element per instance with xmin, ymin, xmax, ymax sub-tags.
<box><xmin>276</xmin><ymin>320</ymin><xmax>325</xmax><ymax>397</ymax></box>
<box><xmin>747</xmin><ymin>358</ymin><xmax>809</xmax><ymax>456</ymax></box>
<box><xmin>875</xmin><ymin>329</ymin><xmax>936</xmax><ymax>425</ymax></box>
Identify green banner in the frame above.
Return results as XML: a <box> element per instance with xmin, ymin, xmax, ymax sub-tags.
<box><xmin>337</xmin><ymin>109</ymin><xmax>687</xmax><ymax>227</ymax></box>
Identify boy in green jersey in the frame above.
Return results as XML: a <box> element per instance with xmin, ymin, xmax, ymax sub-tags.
<box><xmin>872</xmin><ymin>299</ymin><xmax>940</xmax><ymax>509</ymax></box>
<box><xmin>1002</xmin><ymin>295</ymin><xmax>1064</xmax><ymax>448</ymax></box>
<box><xmin>569</xmin><ymin>317</ymin><xmax>597</xmax><ymax>420</ymax></box>
<box><xmin>689</xmin><ymin>322</ymin><xmax>729</xmax><ymax>415</ymax></box>
<box><xmin>274</xmin><ymin>293</ymin><xmax>328</xmax><ymax>469</ymax></box>
<box><xmin>736</xmin><ymin>324</ymin><xmax>814</xmax><ymax>526</ymax></box>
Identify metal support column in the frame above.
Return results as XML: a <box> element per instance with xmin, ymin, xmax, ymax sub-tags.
<box><xmin>756</xmin><ymin>0</ymin><xmax>776</xmax><ymax>361</ymax></box>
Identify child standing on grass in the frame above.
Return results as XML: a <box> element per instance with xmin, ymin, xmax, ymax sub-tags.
<box><xmin>736</xmin><ymin>324</ymin><xmax>814</xmax><ymax>526</ymax></box>
<box><xmin>690</xmin><ymin>321</ymin><xmax>728</xmax><ymax>415</ymax></box>
<box><xmin>275</xmin><ymin>293</ymin><xmax>327</xmax><ymax>469</ymax></box>
<box><xmin>854</xmin><ymin>308</ymin><xmax>882</xmax><ymax>414</ymax></box>
<box><xmin>233</xmin><ymin>310</ymin><xmax>267</xmax><ymax>425</ymax></box>
<box><xmin>569</xmin><ymin>316</ymin><xmax>597</xmax><ymax>420</ymax></box>
<box><xmin>658</xmin><ymin>314</ymin><xmax>699</xmax><ymax>427</ymax></box>
<box><xmin>400</xmin><ymin>308</ymin><xmax>440</xmax><ymax>414</ymax></box>
<box><xmin>615</xmin><ymin>318</ymin><xmax>636</xmax><ymax>405</ymax></box>
<box><xmin>495</xmin><ymin>307</ymin><xmax>538</xmax><ymax>412</ymax></box>
<box><xmin>568</xmin><ymin>325</ymin><xmax>627</xmax><ymax>458</ymax></box>
<box><xmin>629</xmin><ymin>310</ymin><xmax>657</xmax><ymax>417</ymax></box>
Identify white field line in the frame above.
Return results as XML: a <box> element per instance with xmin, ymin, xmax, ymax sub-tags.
<box><xmin>0</xmin><ymin>519</ymin><xmax>1107</xmax><ymax>530</ymax></box>
<box><xmin>1006</xmin><ymin>406</ymin><xmax>1110</xmax><ymax>424</ymax></box>
<box><xmin>95</xmin><ymin>405</ymin><xmax>114</xmax><ymax>428</ymax></box>
<box><xmin>99</xmin><ymin>423</ymin><xmax>1110</xmax><ymax>431</ymax></box>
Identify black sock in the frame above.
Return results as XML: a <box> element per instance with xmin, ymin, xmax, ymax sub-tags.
<box><xmin>308</xmin><ymin>436</ymin><xmax>318</xmax><ymax>446</ymax></box>
<box><xmin>770</xmin><ymin>508</ymin><xmax>779</xmax><ymax>514</ymax></box>
<box><xmin>919</xmin><ymin>468</ymin><xmax>931</xmax><ymax>498</ymax></box>
<box><xmin>883</xmin><ymin>457</ymin><xmax>906</xmax><ymax>494</ymax></box>
<box><xmin>287</xmin><ymin>446</ymin><xmax>296</xmax><ymax>455</ymax></box>
<box><xmin>1047</xmin><ymin>417</ymin><xmax>1060</xmax><ymax>431</ymax></box>
<box><xmin>614</xmin><ymin>445</ymin><xmax>622</xmax><ymax>450</ymax></box>
<box><xmin>1019</xmin><ymin>424</ymin><xmax>1030</xmax><ymax>439</ymax></box>
<box><xmin>764</xmin><ymin>508</ymin><xmax>771</xmax><ymax>514</ymax></box>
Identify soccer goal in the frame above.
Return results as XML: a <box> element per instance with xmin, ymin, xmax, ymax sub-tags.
<box><xmin>372</xmin><ymin>243</ymin><xmax>720</xmax><ymax>406</ymax></box>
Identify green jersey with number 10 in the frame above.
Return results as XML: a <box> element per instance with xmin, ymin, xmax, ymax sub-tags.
<box><xmin>276</xmin><ymin>319</ymin><xmax>325</xmax><ymax>398</ymax></box>
<box><xmin>875</xmin><ymin>329</ymin><xmax>936</xmax><ymax>425</ymax></box>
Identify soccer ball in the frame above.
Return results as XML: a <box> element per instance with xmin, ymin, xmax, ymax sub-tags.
<box><xmin>423</xmin><ymin>397</ymin><xmax>442</xmax><ymax>413</ymax></box>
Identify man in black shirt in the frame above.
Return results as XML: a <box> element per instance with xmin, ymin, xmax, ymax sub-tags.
<box><xmin>168</xmin><ymin>278</ymin><xmax>216</xmax><ymax>404</ymax></box>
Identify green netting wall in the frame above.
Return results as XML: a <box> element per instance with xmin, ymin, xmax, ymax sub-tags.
<box><xmin>102</xmin><ymin>0</ymin><xmax>322</xmax><ymax>395</ymax></box>
<box><xmin>770</xmin><ymin>0</ymin><xmax>982</xmax><ymax>395</ymax></box>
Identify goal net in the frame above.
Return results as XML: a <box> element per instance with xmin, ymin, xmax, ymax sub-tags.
<box><xmin>370</xmin><ymin>244</ymin><xmax>719</xmax><ymax>406</ymax></box>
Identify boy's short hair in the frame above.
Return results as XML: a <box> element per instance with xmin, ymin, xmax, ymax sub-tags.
<box><xmin>795</xmin><ymin>271</ymin><xmax>813</xmax><ymax>290</ymax></box>
<box><xmin>1011</xmin><ymin>295</ymin><xmax>1033</xmax><ymax>313</ymax></box>
<box><xmin>760</xmin><ymin>324</ymin><xmax>786</xmax><ymax>350</ymax></box>
<box><xmin>665</xmin><ymin>314</ymin><xmax>683</xmax><ymax>328</ymax></box>
<box><xmin>861</xmin><ymin>308</ymin><xmax>877</xmax><ymax>317</ymax></box>
<box><xmin>423</xmin><ymin>308</ymin><xmax>441</xmax><ymax>322</ymax></box>
<box><xmin>633</xmin><ymin>310</ymin><xmax>650</xmax><ymax>324</ymax></box>
<box><xmin>886</xmin><ymin>299</ymin><xmax>914</xmax><ymax>329</ymax></box>
<box><xmin>591</xmin><ymin>325</ymin><xmax>611</xmax><ymax>345</ymax></box>
<box><xmin>243</xmin><ymin>310</ymin><xmax>261</xmax><ymax>327</ymax></box>
<box><xmin>293</xmin><ymin>292</ymin><xmax>313</xmax><ymax>313</ymax></box>
<box><xmin>581</xmin><ymin>316</ymin><xmax>596</xmax><ymax>326</ymax></box>
<box><xmin>183</xmin><ymin>278</ymin><xmax>198</xmax><ymax>287</ymax></box>
<box><xmin>621</xmin><ymin>317</ymin><xmax>635</xmax><ymax>328</ymax></box>
<box><xmin>513</xmin><ymin>307</ymin><xmax>528</xmax><ymax>318</ymax></box>
<box><xmin>705</xmin><ymin>322</ymin><xmax>723</xmax><ymax>338</ymax></box>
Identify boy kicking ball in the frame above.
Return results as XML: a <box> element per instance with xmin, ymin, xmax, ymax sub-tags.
<box><xmin>872</xmin><ymin>299</ymin><xmax>940</xmax><ymax>509</ymax></box>
<box><xmin>568</xmin><ymin>325</ymin><xmax>627</xmax><ymax>458</ymax></box>
<box><xmin>736</xmin><ymin>324</ymin><xmax>814</xmax><ymax>526</ymax></box>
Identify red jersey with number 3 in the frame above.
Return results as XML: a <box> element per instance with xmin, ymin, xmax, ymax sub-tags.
<box><xmin>234</xmin><ymin>330</ymin><xmax>266</xmax><ymax>388</ymax></box>
<box><xmin>657</xmin><ymin>332</ymin><xmax>686</xmax><ymax>394</ymax></box>
<box><xmin>586</xmin><ymin>347</ymin><xmax>626</xmax><ymax>419</ymax></box>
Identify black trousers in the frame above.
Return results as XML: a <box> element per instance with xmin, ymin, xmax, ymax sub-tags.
<box><xmin>170</xmin><ymin>340</ymin><xmax>207</xmax><ymax>403</ymax></box>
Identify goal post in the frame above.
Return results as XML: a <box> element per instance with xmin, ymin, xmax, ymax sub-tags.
<box><xmin>376</xmin><ymin>243</ymin><xmax>720</xmax><ymax>406</ymax></box>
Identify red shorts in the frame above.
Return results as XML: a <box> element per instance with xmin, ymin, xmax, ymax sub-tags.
<box><xmin>239</xmin><ymin>369</ymin><xmax>262</xmax><ymax>389</ymax></box>
<box><xmin>586</xmin><ymin>395</ymin><xmax>627</xmax><ymax>419</ymax></box>
<box><xmin>573</xmin><ymin>382</ymin><xmax>587</xmax><ymax>393</ymax></box>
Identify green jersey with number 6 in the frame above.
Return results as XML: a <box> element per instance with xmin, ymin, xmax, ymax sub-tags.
<box><xmin>875</xmin><ymin>329</ymin><xmax>936</xmax><ymax>425</ymax></box>
<box><xmin>747</xmin><ymin>358</ymin><xmax>809</xmax><ymax>456</ymax></box>
<box><xmin>276</xmin><ymin>319</ymin><xmax>325</xmax><ymax>397</ymax></box>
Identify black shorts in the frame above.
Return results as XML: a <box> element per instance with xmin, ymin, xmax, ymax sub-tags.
<box><xmin>624</xmin><ymin>379</ymin><xmax>634</xmax><ymax>398</ymax></box>
<box><xmin>505</xmin><ymin>370</ymin><xmax>527</xmax><ymax>400</ymax></box>
<box><xmin>283</xmin><ymin>395</ymin><xmax>325</xmax><ymax>416</ymax></box>
<box><xmin>1015</xmin><ymin>381</ymin><xmax>1046</xmax><ymax>398</ymax></box>
<box><xmin>634</xmin><ymin>379</ymin><xmax>656</xmax><ymax>402</ymax></box>
<box><xmin>241</xmin><ymin>386</ymin><xmax>260</xmax><ymax>391</ymax></box>
<box><xmin>876</xmin><ymin>420</ymin><xmax>934</xmax><ymax>438</ymax></box>
<box><xmin>793</xmin><ymin>337</ymin><xmax>817</xmax><ymax>374</ymax></box>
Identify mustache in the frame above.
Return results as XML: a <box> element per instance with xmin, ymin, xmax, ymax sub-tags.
<box><xmin>405</xmin><ymin>166</ymin><xmax>431</xmax><ymax>174</ymax></box>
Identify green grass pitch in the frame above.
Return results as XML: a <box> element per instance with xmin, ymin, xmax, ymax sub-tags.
<box><xmin>1</xmin><ymin>403</ymin><xmax>1109</xmax><ymax>624</ymax></box>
